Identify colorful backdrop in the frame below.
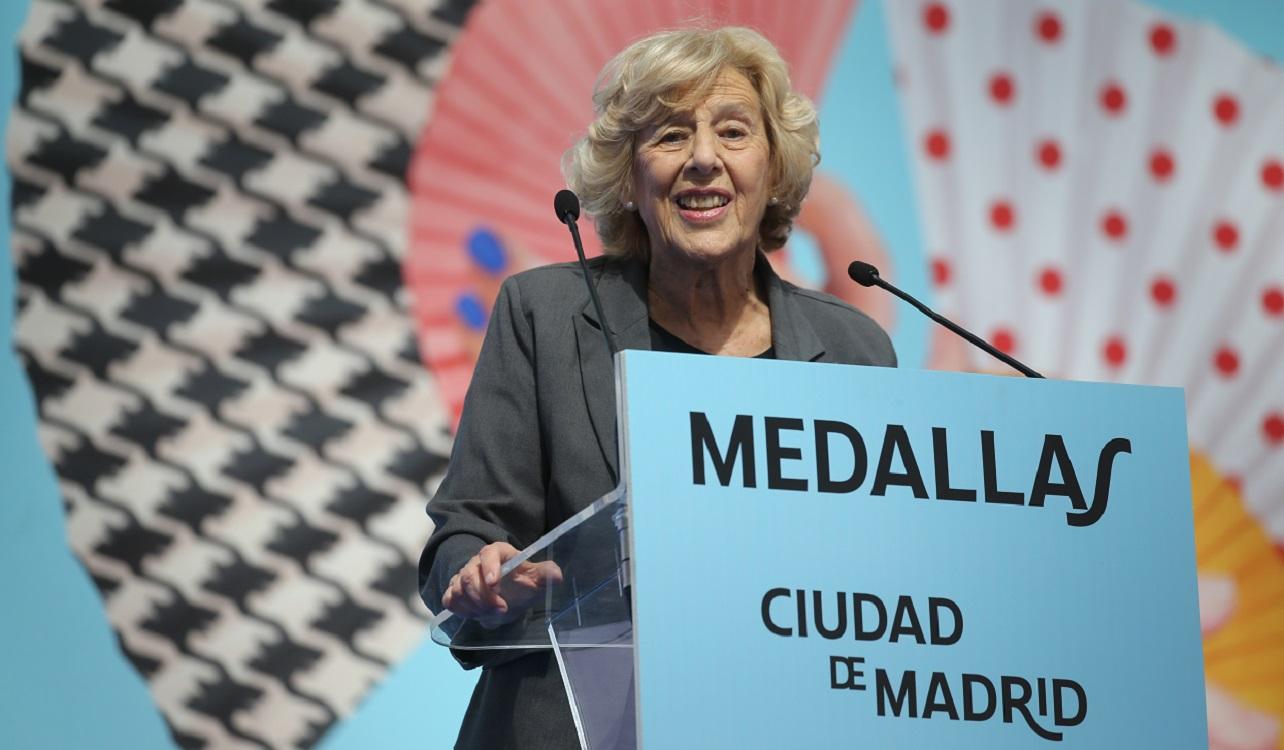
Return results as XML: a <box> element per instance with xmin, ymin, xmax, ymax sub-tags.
<box><xmin>1</xmin><ymin>1</ymin><xmax>1280</xmax><ymax>748</ymax></box>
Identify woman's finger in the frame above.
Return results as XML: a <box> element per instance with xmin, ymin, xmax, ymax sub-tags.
<box><xmin>479</xmin><ymin>544</ymin><xmax>506</xmax><ymax>586</ymax></box>
<box><xmin>444</xmin><ymin>573</ymin><xmax>479</xmax><ymax>617</ymax></box>
<box><xmin>463</xmin><ymin>554</ymin><xmax>509</xmax><ymax>613</ymax></box>
<box><xmin>442</xmin><ymin>577</ymin><xmax>457</xmax><ymax>609</ymax></box>
<box><xmin>507</xmin><ymin>559</ymin><xmax>564</xmax><ymax>594</ymax></box>
<box><xmin>461</xmin><ymin>558</ymin><xmax>485</xmax><ymax>601</ymax></box>
<box><xmin>529</xmin><ymin>560</ymin><xmax>564</xmax><ymax>587</ymax></box>
<box><xmin>480</xmin><ymin>544</ymin><xmax>521</xmax><ymax>610</ymax></box>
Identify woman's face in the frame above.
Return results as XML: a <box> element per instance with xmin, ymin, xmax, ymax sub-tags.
<box><xmin>632</xmin><ymin>67</ymin><xmax>772</xmax><ymax>269</ymax></box>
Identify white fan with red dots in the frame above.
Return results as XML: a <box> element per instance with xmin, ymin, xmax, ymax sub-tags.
<box><xmin>888</xmin><ymin>4</ymin><xmax>1284</xmax><ymax>735</ymax></box>
<box><xmin>887</xmin><ymin>0</ymin><xmax>1284</xmax><ymax>533</ymax></box>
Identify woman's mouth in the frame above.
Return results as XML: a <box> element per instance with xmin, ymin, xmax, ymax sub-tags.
<box><xmin>674</xmin><ymin>192</ymin><xmax>731</xmax><ymax>221</ymax></box>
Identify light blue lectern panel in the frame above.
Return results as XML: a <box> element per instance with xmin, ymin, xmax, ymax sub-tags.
<box><xmin>620</xmin><ymin>351</ymin><xmax>1205</xmax><ymax>749</ymax></box>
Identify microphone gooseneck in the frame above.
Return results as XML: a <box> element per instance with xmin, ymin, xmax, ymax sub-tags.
<box><xmin>847</xmin><ymin>261</ymin><xmax>1044</xmax><ymax>379</ymax></box>
<box><xmin>554</xmin><ymin>190</ymin><xmax>618</xmax><ymax>356</ymax></box>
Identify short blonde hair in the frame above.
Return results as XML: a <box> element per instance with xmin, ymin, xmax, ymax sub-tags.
<box><xmin>563</xmin><ymin>26</ymin><xmax>820</xmax><ymax>260</ymax></box>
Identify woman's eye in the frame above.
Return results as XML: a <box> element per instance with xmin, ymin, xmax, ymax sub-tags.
<box><xmin>658</xmin><ymin>131</ymin><xmax>686</xmax><ymax>144</ymax></box>
<box><xmin>722</xmin><ymin>127</ymin><xmax>747</xmax><ymax>139</ymax></box>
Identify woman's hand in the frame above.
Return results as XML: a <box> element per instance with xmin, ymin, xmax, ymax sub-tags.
<box><xmin>442</xmin><ymin>542</ymin><xmax>565</xmax><ymax>627</ymax></box>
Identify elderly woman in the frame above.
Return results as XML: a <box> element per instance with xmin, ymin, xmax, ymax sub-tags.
<box><xmin>419</xmin><ymin>26</ymin><xmax>895</xmax><ymax>749</ymax></box>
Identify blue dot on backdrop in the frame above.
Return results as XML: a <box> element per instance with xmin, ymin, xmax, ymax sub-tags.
<box><xmin>466</xmin><ymin>227</ymin><xmax>508</xmax><ymax>276</ymax></box>
<box><xmin>455</xmin><ymin>292</ymin><xmax>489</xmax><ymax>332</ymax></box>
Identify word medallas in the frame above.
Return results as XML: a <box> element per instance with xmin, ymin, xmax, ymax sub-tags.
<box><xmin>690</xmin><ymin>412</ymin><xmax>1130</xmax><ymax>527</ymax></box>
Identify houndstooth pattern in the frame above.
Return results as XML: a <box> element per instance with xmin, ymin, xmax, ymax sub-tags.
<box><xmin>8</xmin><ymin>1</ymin><xmax>474</xmax><ymax>746</ymax></box>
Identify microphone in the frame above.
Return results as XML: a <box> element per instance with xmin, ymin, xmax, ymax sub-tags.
<box><xmin>847</xmin><ymin>261</ymin><xmax>1044</xmax><ymax>379</ymax></box>
<box><xmin>554</xmin><ymin>190</ymin><xmax>618</xmax><ymax>356</ymax></box>
<box><xmin>554</xmin><ymin>189</ymin><xmax>580</xmax><ymax>224</ymax></box>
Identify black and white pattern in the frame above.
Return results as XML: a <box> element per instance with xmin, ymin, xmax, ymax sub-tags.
<box><xmin>8</xmin><ymin>1</ymin><xmax>475</xmax><ymax>746</ymax></box>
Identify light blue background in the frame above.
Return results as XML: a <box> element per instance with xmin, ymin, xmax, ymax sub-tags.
<box><xmin>623</xmin><ymin>351</ymin><xmax>1204</xmax><ymax>748</ymax></box>
<box><xmin>2</xmin><ymin>1</ymin><xmax>1280</xmax><ymax>748</ymax></box>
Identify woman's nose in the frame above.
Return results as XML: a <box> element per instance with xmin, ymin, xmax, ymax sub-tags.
<box><xmin>686</xmin><ymin>127</ymin><xmax>721</xmax><ymax>175</ymax></box>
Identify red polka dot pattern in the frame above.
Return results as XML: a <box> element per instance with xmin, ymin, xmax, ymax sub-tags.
<box><xmin>1149</xmin><ymin>149</ymin><xmax>1174</xmax><ymax>182</ymax></box>
<box><xmin>1038</xmin><ymin>267</ymin><xmax>1063</xmax><ymax>295</ymax></box>
<box><xmin>1149</xmin><ymin>23</ymin><xmax>1176</xmax><ymax>56</ymax></box>
<box><xmin>1214</xmin><ymin>346</ymin><xmax>1239</xmax><ymax>377</ymax></box>
<box><xmin>907</xmin><ymin>1</ymin><xmax>1283</xmax><ymax>467</ymax></box>
<box><xmin>1263</xmin><ymin>286</ymin><xmax>1283</xmax><ymax>317</ymax></box>
<box><xmin>1101</xmin><ymin>210</ymin><xmax>1128</xmax><ymax>241</ymax></box>
<box><xmin>1035</xmin><ymin>11</ymin><xmax>1061</xmax><ymax>43</ymax></box>
<box><xmin>931</xmin><ymin>258</ymin><xmax>952</xmax><ymax>287</ymax></box>
<box><xmin>1265</xmin><ymin>413</ymin><xmax>1284</xmax><ymax>445</ymax></box>
<box><xmin>1213</xmin><ymin>94</ymin><xmax>1239</xmax><ymax>126</ymax></box>
<box><xmin>992</xmin><ymin>328</ymin><xmax>1015</xmax><ymax>354</ymax></box>
<box><xmin>1099</xmin><ymin>82</ymin><xmax>1127</xmax><ymax>115</ymax></box>
<box><xmin>1263</xmin><ymin>159</ymin><xmax>1284</xmax><ymax>191</ymax></box>
<box><xmin>924</xmin><ymin>3</ymin><xmax>949</xmax><ymax>34</ymax></box>
<box><xmin>925</xmin><ymin>129</ymin><xmax>950</xmax><ymax>160</ymax></box>
<box><xmin>1103</xmin><ymin>336</ymin><xmax>1127</xmax><ymax>367</ymax></box>
<box><xmin>1037</xmin><ymin>139</ymin><xmax>1061</xmax><ymax>170</ymax></box>
<box><xmin>1151</xmin><ymin>277</ymin><xmax>1177</xmax><ymax>308</ymax></box>
<box><xmin>990</xmin><ymin>200</ymin><xmax>1015</xmax><ymax>231</ymax></box>
<box><xmin>1212</xmin><ymin>220</ymin><xmax>1239</xmax><ymax>252</ymax></box>
<box><xmin>989</xmin><ymin>72</ymin><xmax>1014</xmax><ymax>104</ymax></box>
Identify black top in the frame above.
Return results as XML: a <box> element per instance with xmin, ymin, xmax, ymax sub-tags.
<box><xmin>648</xmin><ymin>318</ymin><xmax>776</xmax><ymax>359</ymax></box>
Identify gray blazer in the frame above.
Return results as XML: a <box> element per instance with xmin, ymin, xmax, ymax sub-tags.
<box><xmin>419</xmin><ymin>255</ymin><xmax>895</xmax><ymax>749</ymax></box>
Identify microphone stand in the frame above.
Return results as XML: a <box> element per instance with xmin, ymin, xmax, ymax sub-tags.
<box><xmin>848</xmin><ymin>261</ymin><xmax>1044</xmax><ymax>379</ymax></box>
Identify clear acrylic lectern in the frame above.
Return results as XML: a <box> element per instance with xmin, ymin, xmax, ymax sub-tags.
<box><xmin>428</xmin><ymin>486</ymin><xmax>636</xmax><ymax>750</ymax></box>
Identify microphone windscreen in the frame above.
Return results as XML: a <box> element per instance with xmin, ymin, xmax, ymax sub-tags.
<box><xmin>847</xmin><ymin>261</ymin><xmax>881</xmax><ymax>287</ymax></box>
<box><xmin>554</xmin><ymin>189</ymin><xmax>580</xmax><ymax>223</ymax></box>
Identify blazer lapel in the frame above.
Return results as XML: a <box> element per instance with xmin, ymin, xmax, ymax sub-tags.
<box><xmin>761</xmin><ymin>255</ymin><xmax>826</xmax><ymax>362</ymax></box>
<box><xmin>574</xmin><ymin>255</ymin><xmax>823</xmax><ymax>482</ymax></box>
<box><xmin>574</xmin><ymin>258</ymin><xmax>650</xmax><ymax>482</ymax></box>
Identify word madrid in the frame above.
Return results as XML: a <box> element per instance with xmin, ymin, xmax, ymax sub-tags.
<box><xmin>844</xmin><ymin>660</ymin><xmax>1086</xmax><ymax>743</ymax></box>
<box><xmin>689</xmin><ymin>412</ymin><xmax>1131</xmax><ymax>527</ymax></box>
<box><xmin>761</xmin><ymin>589</ymin><xmax>1086</xmax><ymax>742</ymax></box>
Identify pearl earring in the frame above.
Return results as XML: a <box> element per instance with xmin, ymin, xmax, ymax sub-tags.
<box><xmin>768</xmin><ymin>196</ymin><xmax>780</xmax><ymax>206</ymax></box>
<box><xmin>623</xmin><ymin>200</ymin><xmax>636</xmax><ymax>211</ymax></box>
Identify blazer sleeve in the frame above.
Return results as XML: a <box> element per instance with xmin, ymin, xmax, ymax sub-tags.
<box><xmin>418</xmin><ymin>275</ymin><xmax>548</xmax><ymax>619</ymax></box>
<box><xmin>872</xmin><ymin>323</ymin><xmax>897</xmax><ymax>368</ymax></box>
